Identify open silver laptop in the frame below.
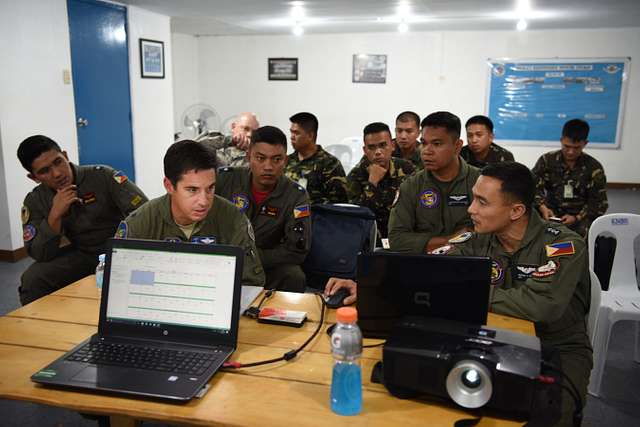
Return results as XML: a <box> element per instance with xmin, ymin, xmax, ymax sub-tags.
<box><xmin>31</xmin><ymin>238</ymin><xmax>246</xmax><ymax>401</ymax></box>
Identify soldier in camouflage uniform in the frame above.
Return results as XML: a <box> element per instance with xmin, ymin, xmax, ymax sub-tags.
<box><xmin>17</xmin><ymin>135</ymin><xmax>148</xmax><ymax>305</ymax></box>
<box><xmin>433</xmin><ymin>162</ymin><xmax>592</xmax><ymax>427</ymax></box>
<box><xmin>216</xmin><ymin>126</ymin><xmax>312</xmax><ymax>292</ymax></box>
<box><xmin>532</xmin><ymin>119</ymin><xmax>608</xmax><ymax>237</ymax></box>
<box><xmin>285</xmin><ymin>112</ymin><xmax>348</xmax><ymax>204</ymax></box>
<box><xmin>392</xmin><ymin>111</ymin><xmax>423</xmax><ymax>170</ymax></box>
<box><xmin>461</xmin><ymin>115</ymin><xmax>514</xmax><ymax>168</ymax></box>
<box><xmin>347</xmin><ymin>122</ymin><xmax>415</xmax><ymax>242</ymax></box>
<box><xmin>389</xmin><ymin>112</ymin><xmax>480</xmax><ymax>253</ymax></box>
<box><xmin>117</xmin><ymin>140</ymin><xmax>264</xmax><ymax>287</ymax></box>
<box><xmin>196</xmin><ymin>112</ymin><xmax>259</xmax><ymax>168</ymax></box>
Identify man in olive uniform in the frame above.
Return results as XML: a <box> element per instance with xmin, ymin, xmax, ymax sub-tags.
<box><xmin>117</xmin><ymin>140</ymin><xmax>265</xmax><ymax>288</ymax></box>
<box><xmin>434</xmin><ymin>162</ymin><xmax>591</xmax><ymax>427</ymax></box>
<box><xmin>388</xmin><ymin>111</ymin><xmax>480</xmax><ymax>253</ymax></box>
<box><xmin>216</xmin><ymin>126</ymin><xmax>312</xmax><ymax>292</ymax></box>
<box><xmin>392</xmin><ymin>111</ymin><xmax>423</xmax><ymax>169</ymax></box>
<box><xmin>196</xmin><ymin>112</ymin><xmax>259</xmax><ymax>168</ymax></box>
<box><xmin>347</xmin><ymin>122</ymin><xmax>415</xmax><ymax>243</ymax></box>
<box><xmin>461</xmin><ymin>115</ymin><xmax>514</xmax><ymax>168</ymax></box>
<box><xmin>17</xmin><ymin>135</ymin><xmax>148</xmax><ymax>305</ymax></box>
<box><xmin>285</xmin><ymin>112</ymin><xmax>348</xmax><ymax>204</ymax></box>
<box><xmin>532</xmin><ymin>119</ymin><xmax>608</xmax><ymax>237</ymax></box>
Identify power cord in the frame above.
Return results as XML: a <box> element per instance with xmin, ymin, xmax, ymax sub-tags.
<box><xmin>540</xmin><ymin>361</ymin><xmax>583</xmax><ymax>427</ymax></box>
<box><xmin>224</xmin><ymin>292</ymin><xmax>327</xmax><ymax>369</ymax></box>
<box><xmin>243</xmin><ymin>289</ymin><xmax>275</xmax><ymax>319</ymax></box>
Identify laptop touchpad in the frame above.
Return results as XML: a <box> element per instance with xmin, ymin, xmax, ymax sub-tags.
<box><xmin>71</xmin><ymin>366</ymin><xmax>99</xmax><ymax>383</ymax></box>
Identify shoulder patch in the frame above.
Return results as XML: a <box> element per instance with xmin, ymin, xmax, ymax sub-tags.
<box><xmin>21</xmin><ymin>205</ymin><xmax>30</xmax><ymax>225</ymax></box>
<box><xmin>430</xmin><ymin>244</ymin><xmax>453</xmax><ymax>255</ymax></box>
<box><xmin>491</xmin><ymin>259</ymin><xmax>504</xmax><ymax>284</ymax></box>
<box><xmin>294</xmin><ymin>204</ymin><xmax>310</xmax><ymax>219</ymax></box>
<box><xmin>231</xmin><ymin>193</ymin><xmax>250</xmax><ymax>213</ymax></box>
<box><xmin>114</xmin><ymin>222</ymin><xmax>127</xmax><ymax>239</ymax></box>
<box><xmin>449</xmin><ymin>231</ymin><xmax>473</xmax><ymax>244</ymax></box>
<box><xmin>545</xmin><ymin>241</ymin><xmax>575</xmax><ymax>257</ymax></box>
<box><xmin>546</xmin><ymin>226</ymin><xmax>561</xmax><ymax>236</ymax></box>
<box><xmin>23</xmin><ymin>224</ymin><xmax>36</xmax><ymax>242</ymax></box>
<box><xmin>113</xmin><ymin>170</ymin><xmax>128</xmax><ymax>184</ymax></box>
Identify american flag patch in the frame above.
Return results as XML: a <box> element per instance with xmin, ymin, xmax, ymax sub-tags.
<box><xmin>293</xmin><ymin>205</ymin><xmax>310</xmax><ymax>219</ymax></box>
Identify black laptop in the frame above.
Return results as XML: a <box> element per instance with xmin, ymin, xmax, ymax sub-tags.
<box><xmin>356</xmin><ymin>252</ymin><xmax>492</xmax><ymax>338</ymax></box>
<box><xmin>31</xmin><ymin>238</ymin><xmax>244</xmax><ymax>401</ymax></box>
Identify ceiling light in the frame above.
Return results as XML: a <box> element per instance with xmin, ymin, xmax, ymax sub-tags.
<box><xmin>398</xmin><ymin>22</ymin><xmax>409</xmax><ymax>32</ymax></box>
<box><xmin>516</xmin><ymin>0</ymin><xmax>531</xmax><ymax>15</ymax></box>
<box><xmin>291</xmin><ymin>5</ymin><xmax>304</xmax><ymax>21</ymax></box>
<box><xmin>397</xmin><ymin>2</ymin><xmax>411</xmax><ymax>18</ymax></box>
<box><xmin>517</xmin><ymin>18</ymin><xmax>528</xmax><ymax>31</ymax></box>
<box><xmin>292</xmin><ymin>24</ymin><xmax>304</xmax><ymax>36</ymax></box>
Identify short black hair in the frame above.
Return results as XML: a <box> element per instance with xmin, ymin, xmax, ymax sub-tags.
<box><xmin>164</xmin><ymin>140</ymin><xmax>217</xmax><ymax>186</ymax></box>
<box><xmin>251</xmin><ymin>125</ymin><xmax>287</xmax><ymax>149</ymax></box>
<box><xmin>289</xmin><ymin>112</ymin><xmax>318</xmax><ymax>140</ymax></box>
<box><xmin>363</xmin><ymin>122</ymin><xmax>391</xmax><ymax>139</ymax></box>
<box><xmin>465</xmin><ymin>115</ymin><xmax>494</xmax><ymax>133</ymax></box>
<box><xmin>562</xmin><ymin>119</ymin><xmax>589</xmax><ymax>142</ymax></box>
<box><xmin>395</xmin><ymin>111</ymin><xmax>420</xmax><ymax>129</ymax></box>
<box><xmin>481</xmin><ymin>162</ymin><xmax>534</xmax><ymax>213</ymax></box>
<box><xmin>421</xmin><ymin>111</ymin><xmax>462</xmax><ymax>140</ymax></box>
<box><xmin>17</xmin><ymin>135</ymin><xmax>62</xmax><ymax>173</ymax></box>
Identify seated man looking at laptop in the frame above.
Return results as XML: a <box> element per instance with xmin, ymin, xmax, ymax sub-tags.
<box><xmin>116</xmin><ymin>140</ymin><xmax>265</xmax><ymax>287</ymax></box>
<box><xmin>326</xmin><ymin>161</ymin><xmax>591</xmax><ymax>427</ymax></box>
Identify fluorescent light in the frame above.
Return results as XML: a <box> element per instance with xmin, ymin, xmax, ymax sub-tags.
<box><xmin>516</xmin><ymin>0</ymin><xmax>531</xmax><ymax>14</ymax></box>
<box><xmin>398</xmin><ymin>22</ymin><xmax>409</xmax><ymax>32</ymax></box>
<box><xmin>291</xmin><ymin>5</ymin><xmax>304</xmax><ymax>20</ymax></box>
<box><xmin>292</xmin><ymin>24</ymin><xmax>304</xmax><ymax>36</ymax></box>
<box><xmin>517</xmin><ymin>18</ymin><xmax>528</xmax><ymax>31</ymax></box>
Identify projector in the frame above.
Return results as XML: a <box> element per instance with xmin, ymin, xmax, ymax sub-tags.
<box><xmin>379</xmin><ymin>316</ymin><xmax>541</xmax><ymax>417</ymax></box>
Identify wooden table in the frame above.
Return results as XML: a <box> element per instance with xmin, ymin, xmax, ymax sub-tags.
<box><xmin>0</xmin><ymin>276</ymin><xmax>535</xmax><ymax>426</ymax></box>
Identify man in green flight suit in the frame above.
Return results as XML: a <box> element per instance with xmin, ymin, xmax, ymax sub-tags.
<box><xmin>347</xmin><ymin>122</ymin><xmax>415</xmax><ymax>244</ymax></box>
<box><xmin>461</xmin><ymin>115</ymin><xmax>514</xmax><ymax>168</ymax></box>
<box><xmin>392</xmin><ymin>111</ymin><xmax>423</xmax><ymax>170</ymax></box>
<box><xmin>435</xmin><ymin>162</ymin><xmax>592</xmax><ymax>427</ymax></box>
<box><xmin>216</xmin><ymin>126</ymin><xmax>312</xmax><ymax>292</ymax></box>
<box><xmin>285</xmin><ymin>112</ymin><xmax>348</xmax><ymax>204</ymax></box>
<box><xmin>116</xmin><ymin>140</ymin><xmax>265</xmax><ymax>288</ymax></box>
<box><xmin>532</xmin><ymin>118</ymin><xmax>608</xmax><ymax>237</ymax></box>
<box><xmin>388</xmin><ymin>111</ymin><xmax>481</xmax><ymax>253</ymax></box>
<box><xmin>17</xmin><ymin>135</ymin><xmax>148</xmax><ymax>305</ymax></box>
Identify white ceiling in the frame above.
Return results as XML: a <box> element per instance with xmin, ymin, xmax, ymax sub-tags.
<box><xmin>121</xmin><ymin>0</ymin><xmax>640</xmax><ymax>36</ymax></box>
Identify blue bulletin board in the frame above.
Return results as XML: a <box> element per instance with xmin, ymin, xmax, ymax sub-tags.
<box><xmin>486</xmin><ymin>58</ymin><xmax>630</xmax><ymax>148</ymax></box>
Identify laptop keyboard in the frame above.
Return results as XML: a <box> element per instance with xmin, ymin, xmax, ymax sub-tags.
<box><xmin>66</xmin><ymin>342</ymin><xmax>224</xmax><ymax>376</ymax></box>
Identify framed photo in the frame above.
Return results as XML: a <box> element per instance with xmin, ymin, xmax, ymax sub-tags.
<box><xmin>139</xmin><ymin>38</ymin><xmax>165</xmax><ymax>79</ymax></box>
<box><xmin>268</xmin><ymin>58</ymin><xmax>298</xmax><ymax>81</ymax></box>
<box><xmin>352</xmin><ymin>54</ymin><xmax>387</xmax><ymax>84</ymax></box>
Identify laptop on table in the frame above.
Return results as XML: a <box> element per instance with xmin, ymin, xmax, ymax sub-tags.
<box><xmin>356</xmin><ymin>252</ymin><xmax>492</xmax><ymax>338</ymax></box>
<box><xmin>31</xmin><ymin>238</ymin><xmax>244</xmax><ymax>401</ymax></box>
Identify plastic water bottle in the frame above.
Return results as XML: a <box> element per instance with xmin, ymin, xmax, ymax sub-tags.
<box><xmin>330</xmin><ymin>306</ymin><xmax>363</xmax><ymax>415</ymax></box>
<box><xmin>95</xmin><ymin>253</ymin><xmax>106</xmax><ymax>289</ymax></box>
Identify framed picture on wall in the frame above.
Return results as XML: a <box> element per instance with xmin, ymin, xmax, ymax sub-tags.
<box><xmin>352</xmin><ymin>54</ymin><xmax>387</xmax><ymax>84</ymax></box>
<box><xmin>139</xmin><ymin>38</ymin><xmax>165</xmax><ymax>78</ymax></box>
<box><xmin>268</xmin><ymin>58</ymin><xmax>298</xmax><ymax>80</ymax></box>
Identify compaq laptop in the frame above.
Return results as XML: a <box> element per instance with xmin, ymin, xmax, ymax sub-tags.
<box><xmin>31</xmin><ymin>238</ymin><xmax>244</xmax><ymax>401</ymax></box>
<box><xmin>356</xmin><ymin>252</ymin><xmax>492</xmax><ymax>338</ymax></box>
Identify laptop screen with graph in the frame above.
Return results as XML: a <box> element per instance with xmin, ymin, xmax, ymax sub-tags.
<box><xmin>105</xmin><ymin>246</ymin><xmax>237</xmax><ymax>334</ymax></box>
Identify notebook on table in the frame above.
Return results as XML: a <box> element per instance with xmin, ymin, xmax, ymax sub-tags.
<box><xmin>31</xmin><ymin>238</ymin><xmax>244</xmax><ymax>401</ymax></box>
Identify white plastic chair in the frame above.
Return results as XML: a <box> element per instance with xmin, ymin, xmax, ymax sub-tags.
<box><xmin>325</xmin><ymin>136</ymin><xmax>363</xmax><ymax>174</ymax></box>
<box><xmin>587</xmin><ymin>269</ymin><xmax>602</xmax><ymax>344</ymax></box>
<box><xmin>587</xmin><ymin>213</ymin><xmax>640</xmax><ymax>397</ymax></box>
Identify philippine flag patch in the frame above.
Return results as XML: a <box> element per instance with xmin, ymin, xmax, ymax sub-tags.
<box><xmin>545</xmin><ymin>241</ymin><xmax>575</xmax><ymax>258</ymax></box>
<box><xmin>293</xmin><ymin>204</ymin><xmax>310</xmax><ymax>219</ymax></box>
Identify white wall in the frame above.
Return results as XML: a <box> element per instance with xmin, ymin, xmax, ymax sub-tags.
<box><xmin>0</xmin><ymin>1</ymin><xmax>174</xmax><ymax>251</ymax></box>
<box><xmin>172</xmin><ymin>33</ymin><xmax>200</xmax><ymax>133</ymax></box>
<box><xmin>127</xmin><ymin>6</ymin><xmax>174</xmax><ymax>199</ymax></box>
<box><xmin>0</xmin><ymin>0</ymin><xmax>78</xmax><ymax>251</ymax></box>
<box><xmin>181</xmin><ymin>28</ymin><xmax>640</xmax><ymax>183</ymax></box>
